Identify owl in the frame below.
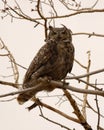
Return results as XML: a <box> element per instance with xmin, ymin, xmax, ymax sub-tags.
<box><xmin>17</xmin><ymin>25</ymin><xmax>74</xmax><ymax>104</ymax></box>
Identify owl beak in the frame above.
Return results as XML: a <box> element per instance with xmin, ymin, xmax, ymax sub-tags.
<box><xmin>57</xmin><ymin>34</ymin><xmax>61</xmax><ymax>39</ymax></box>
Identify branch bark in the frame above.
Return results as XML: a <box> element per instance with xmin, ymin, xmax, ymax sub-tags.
<box><xmin>0</xmin><ymin>79</ymin><xmax>104</xmax><ymax>98</ymax></box>
<box><xmin>63</xmin><ymin>89</ymin><xmax>92</xmax><ymax>130</ymax></box>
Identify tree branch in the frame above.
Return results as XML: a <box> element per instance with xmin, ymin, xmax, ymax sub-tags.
<box><xmin>0</xmin><ymin>38</ymin><xmax>19</xmax><ymax>84</ymax></box>
<box><xmin>0</xmin><ymin>79</ymin><xmax>104</xmax><ymax>98</ymax></box>
<box><xmin>63</xmin><ymin>89</ymin><xmax>92</xmax><ymax>130</ymax></box>
<box><xmin>73</xmin><ymin>32</ymin><xmax>104</xmax><ymax>38</ymax></box>
<box><xmin>40</xmin><ymin>114</ymin><xmax>72</xmax><ymax>130</ymax></box>
<box><xmin>67</xmin><ymin>68</ymin><xmax>104</xmax><ymax>79</ymax></box>
<box><xmin>0</xmin><ymin>80</ymin><xmax>20</xmax><ymax>88</ymax></box>
<box><xmin>28</xmin><ymin>99</ymin><xmax>80</xmax><ymax>124</ymax></box>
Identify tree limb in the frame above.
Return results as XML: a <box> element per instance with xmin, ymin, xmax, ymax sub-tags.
<box><xmin>0</xmin><ymin>79</ymin><xmax>104</xmax><ymax>98</ymax></box>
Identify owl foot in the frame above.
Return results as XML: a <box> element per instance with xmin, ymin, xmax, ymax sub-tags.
<box><xmin>62</xmin><ymin>79</ymin><xmax>69</xmax><ymax>89</ymax></box>
<box><xmin>38</xmin><ymin>76</ymin><xmax>52</xmax><ymax>85</ymax></box>
<box><xmin>26</xmin><ymin>98</ymin><xmax>41</xmax><ymax>111</ymax></box>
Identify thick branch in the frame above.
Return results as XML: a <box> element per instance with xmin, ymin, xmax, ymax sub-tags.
<box><xmin>63</xmin><ymin>90</ymin><xmax>92</xmax><ymax>130</ymax></box>
<box><xmin>0</xmin><ymin>79</ymin><xmax>104</xmax><ymax>98</ymax></box>
<box><xmin>28</xmin><ymin>99</ymin><xmax>80</xmax><ymax>124</ymax></box>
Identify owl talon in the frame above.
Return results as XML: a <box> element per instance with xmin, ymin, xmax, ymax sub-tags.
<box><xmin>62</xmin><ymin>80</ymin><xmax>69</xmax><ymax>87</ymax></box>
<box><xmin>38</xmin><ymin>76</ymin><xmax>52</xmax><ymax>85</ymax></box>
<box><xmin>26</xmin><ymin>98</ymin><xmax>42</xmax><ymax>111</ymax></box>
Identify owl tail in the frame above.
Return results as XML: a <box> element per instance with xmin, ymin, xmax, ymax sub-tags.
<box><xmin>17</xmin><ymin>91</ymin><xmax>35</xmax><ymax>105</ymax></box>
<box><xmin>17</xmin><ymin>93</ymin><xmax>30</xmax><ymax>105</ymax></box>
<box><xmin>17</xmin><ymin>84</ymin><xmax>43</xmax><ymax>105</ymax></box>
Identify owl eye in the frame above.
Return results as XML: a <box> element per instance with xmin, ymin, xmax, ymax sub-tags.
<box><xmin>52</xmin><ymin>31</ymin><xmax>57</xmax><ymax>35</ymax></box>
<box><xmin>61</xmin><ymin>31</ymin><xmax>66</xmax><ymax>34</ymax></box>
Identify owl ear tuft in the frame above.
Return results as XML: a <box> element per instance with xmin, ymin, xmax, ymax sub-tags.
<box><xmin>61</xmin><ymin>24</ymin><xmax>72</xmax><ymax>33</ymax></box>
<box><xmin>49</xmin><ymin>26</ymin><xmax>53</xmax><ymax>30</ymax></box>
<box><xmin>61</xmin><ymin>24</ymin><xmax>67</xmax><ymax>30</ymax></box>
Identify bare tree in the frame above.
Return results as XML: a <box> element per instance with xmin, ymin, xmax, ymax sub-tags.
<box><xmin>0</xmin><ymin>0</ymin><xmax>104</xmax><ymax>130</ymax></box>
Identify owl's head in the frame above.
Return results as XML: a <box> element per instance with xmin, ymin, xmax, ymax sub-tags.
<box><xmin>47</xmin><ymin>25</ymin><xmax>72</xmax><ymax>42</ymax></box>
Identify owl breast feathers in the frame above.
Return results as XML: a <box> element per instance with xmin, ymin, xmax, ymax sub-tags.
<box><xmin>17</xmin><ymin>25</ymin><xmax>75</xmax><ymax>104</ymax></box>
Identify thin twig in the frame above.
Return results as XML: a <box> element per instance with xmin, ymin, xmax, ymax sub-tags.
<box><xmin>73</xmin><ymin>78</ymin><xmax>101</xmax><ymax>91</ymax></box>
<box><xmin>48</xmin><ymin>0</ymin><xmax>58</xmax><ymax>16</ymax></box>
<box><xmin>40</xmin><ymin>114</ymin><xmax>72</xmax><ymax>130</ymax></box>
<box><xmin>10</xmin><ymin>60</ymin><xmax>27</xmax><ymax>70</ymax></box>
<box><xmin>0</xmin><ymin>38</ymin><xmax>19</xmax><ymax>84</ymax></box>
<box><xmin>0</xmin><ymin>80</ymin><xmax>21</xmax><ymax>88</ymax></box>
<box><xmin>73</xmin><ymin>32</ymin><xmax>104</xmax><ymax>38</ymax></box>
<box><xmin>87</xmin><ymin>101</ymin><xmax>104</xmax><ymax>118</ymax></box>
<box><xmin>34</xmin><ymin>8</ymin><xmax>104</xmax><ymax>20</ymax></box>
<box><xmin>95</xmin><ymin>80</ymin><xmax>100</xmax><ymax>130</ymax></box>
<box><xmin>67</xmin><ymin>68</ymin><xmax>104</xmax><ymax>79</ymax></box>
<box><xmin>9</xmin><ymin>6</ymin><xmax>43</xmax><ymax>25</ymax></box>
<box><xmin>37</xmin><ymin>0</ymin><xmax>48</xmax><ymax>38</ymax></box>
<box><xmin>91</xmin><ymin>0</ymin><xmax>99</xmax><ymax>9</ymax></box>
<box><xmin>74</xmin><ymin>59</ymin><xmax>87</xmax><ymax>69</ymax></box>
<box><xmin>0</xmin><ymin>97</ymin><xmax>16</xmax><ymax>102</ymax></box>
<box><xmin>2</xmin><ymin>0</ymin><xmax>104</xmax><ymax>28</ymax></box>
<box><xmin>95</xmin><ymin>96</ymin><xmax>100</xmax><ymax>130</ymax></box>
<box><xmin>82</xmin><ymin>51</ymin><xmax>91</xmax><ymax>118</ymax></box>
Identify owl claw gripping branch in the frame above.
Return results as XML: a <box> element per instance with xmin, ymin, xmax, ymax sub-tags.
<box><xmin>17</xmin><ymin>25</ymin><xmax>75</xmax><ymax>105</ymax></box>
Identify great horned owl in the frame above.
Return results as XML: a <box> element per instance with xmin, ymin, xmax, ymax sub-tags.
<box><xmin>17</xmin><ymin>25</ymin><xmax>74</xmax><ymax>104</ymax></box>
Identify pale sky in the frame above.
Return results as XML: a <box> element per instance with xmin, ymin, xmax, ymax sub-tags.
<box><xmin>0</xmin><ymin>1</ymin><xmax>104</xmax><ymax>130</ymax></box>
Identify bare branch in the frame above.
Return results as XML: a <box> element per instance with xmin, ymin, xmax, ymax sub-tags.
<box><xmin>0</xmin><ymin>97</ymin><xmax>16</xmax><ymax>102</ymax></box>
<box><xmin>48</xmin><ymin>0</ymin><xmax>58</xmax><ymax>16</ymax></box>
<box><xmin>36</xmin><ymin>0</ymin><xmax>48</xmax><ymax>38</ymax></box>
<box><xmin>29</xmin><ymin>99</ymin><xmax>80</xmax><ymax>124</ymax></box>
<box><xmin>2</xmin><ymin>1</ymin><xmax>104</xmax><ymax>26</ymax></box>
<box><xmin>74</xmin><ymin>59</ymin><xmax>87</xmax><ymax>69</ymax></box>
<box><xmin>99</xmin><ymin>126</ymin><xmax>104</xmax><ymax>130</ymax></box>
<box><xmin>10</xmin><ymin>60</ymin><xmax>27</xmax><ymax>70</ymax></box>
<box><xmin>67</xmin><ymin>68</ymin><xmax>104</xmax><ymax>79</ymax></box>
<box><xmin>72</xmin><ymin>77</ymin><xmax>101</xmax><ymax>91</ymax></box>
<box><xmin>73</xmin><ymin>32</ymin><xmax>104</xmax><ymax>38</ymax></box>
<box><xmin>34</xmin><ymin>8</ymin><xmax>104</xmax><ymax>20</ymax></box>
<box><xmin>0</xmin><ymin>54</ymin><xmax>9</xmax><ymax>56</ymax></box>
<box><xmin>40</xmin><ymin>114</ymin><xmax>72</xmax><ymax>130</ymax></box>
<box><xmin>87</xmin><ymin>101</ymin><xmax>104</xmax><ymax>118</ymax></box>
<box><xmin>95</xmin><ymin>80</ymin><xmax>101</xmax><ymax>130</ymax></box>
<box><xmin>0</xmin><ymin>80</ymin><xmax>20</xmax><ymax>88</ymax></box>
<box><xmin>82</xmin><ymin>51</ymin><xmax>91</xmax><ymax>118</ymax></box>
<box><xmin>63</xmin><ymin>89</ymin><xmax>92</xmax><ymax>130</ymax></box>
<box><xmin>1</xmin><ymin>0</ymin><xmax>43</xmax><ymax>25</ymax></box>
<box><xmin>0</xmin><ymin>79</ymin><xmax>104</xmax><ymax>99</ymax></box>
<box><xmin>0</xmin><ymin>38</ymin><xmax>19</xmax><ymax>84</ymax></box>
<box><xmin>91</xmin><ymin>0</ymin><xmax>99</xmax><ymax>9</ymax></box>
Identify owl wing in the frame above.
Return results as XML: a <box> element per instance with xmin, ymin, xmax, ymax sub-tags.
<box><xmin>68</xmin><ymin>42</ymin><xmax>75</xmax><ymax>73</ymax></box>
<box><xmin>23</xmin><ymin>42</ymin><xmax>53</xmax><ymax>84</ymax></box>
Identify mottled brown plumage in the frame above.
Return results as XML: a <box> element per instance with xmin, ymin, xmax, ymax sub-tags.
<box><xmin>17</xmin><ymin>26</ymin><xmax>74</xmax><ymax>104</ymax></box>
